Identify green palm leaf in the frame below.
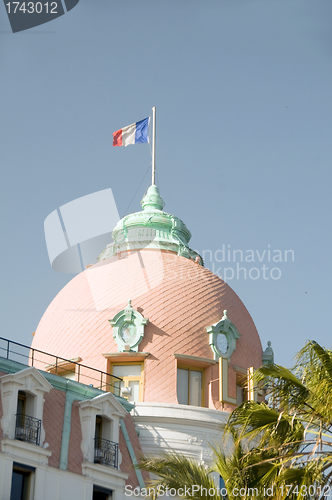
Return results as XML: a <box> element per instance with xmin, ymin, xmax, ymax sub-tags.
<box><xmin>137</xmin><ymin>452</ymin><xmax>219</xmax><ymax>500</ymax></box>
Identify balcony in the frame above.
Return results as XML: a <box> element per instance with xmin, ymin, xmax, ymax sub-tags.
<box><xmin>15</xmin><ymin>413</ymin><xmax>41</xmax><ymax>446</ymax></box>
<box><xmin>94</xmin><ymin>437</ymin><xmax>118</xmax><ymax>469</ymax></box>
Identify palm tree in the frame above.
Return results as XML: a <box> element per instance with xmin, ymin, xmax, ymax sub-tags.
<box><xmin>227</xmin><ymin>340</ymin><xmax>332</xmax><ymax>498</ymax></box>
<box><xmin>138</xmin><ymin>341</ymin><xmax>332</xmax><ymax>500</ymax></box>
<box><xmin>138</xmin><ymin>430</ymin><xmax>267</xmax><ymax>500</ymax></box>
<box><xmin>212</xmin><ymin>427</ymin><xmax>276</xmax><ymax>500</ymax></box>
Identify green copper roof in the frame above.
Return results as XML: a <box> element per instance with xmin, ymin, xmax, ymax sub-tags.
<box><xmin>97</xmin><ymin>185</ymin><xmax>203</xmax><ymax>265</ymax></box>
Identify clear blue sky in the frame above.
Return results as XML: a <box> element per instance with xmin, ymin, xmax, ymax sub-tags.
<box><xmin>1</xmin><ymin>0</ymin><xmax>332</xmax><ymax>368</ymax></box>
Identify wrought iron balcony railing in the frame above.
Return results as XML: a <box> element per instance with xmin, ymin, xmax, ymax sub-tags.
<box><xmin>94</xmin><ymin>437</ymin><xmax>118</xmax><ymax>469</ymax></box>
<box><xmin>15</xmin><ymin>413</ymin><xmax>41</xmax><ymax>446</ymax></box>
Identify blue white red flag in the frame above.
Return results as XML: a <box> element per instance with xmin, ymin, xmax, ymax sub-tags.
<box><xmin>113</xmin><ymin>117</ymin><xmax>150</xmax><ymax>147</ymax></box>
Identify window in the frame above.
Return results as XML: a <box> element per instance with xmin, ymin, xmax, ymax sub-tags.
<box><xmin>236</xmin><ymin>384</ymin><xmax>246</xmax><ymax>405</ymax></box>
<box><xmin>111</xmin><ymin>363</ymin><xmax>143</xmax><ymax>403</ymax></box>
<box><xmin>15</xmin><ymin>391</ymin><xmax>41</xmax><ymax>446</ymax></box>
<box><xmin>93</xmin><ymin>415</ymin><xmax>118</xmax><ymax>468</ymax></box>
<box><xmin>93</xmin><ymin>485</ymin><xmax>112</xmax><ymax>500</ymax></box>
<box><xmin>16</xmin><ymin>391</ymin><xmax>35</xmax><ymax>417</ymax></box>
<box><xmin>10</xmin><ymin>463</ymin><xmax>35</xmax><ymax>500</ymax></box>
<box><xmin>236</xmin><ymin>372</ymin><xmax>247</xmax><ymax>406</ymax></box>
<box><xmin>94</xmin><ymin>414</ymin><xmax>112</xmax><ymax>443</ymax></box>
<box><xmin>177</xmin><ymin>367</ymin><xmax>203</xmax><ymax>406</ymax></box>
<box><xmin>17</xmin><ymin>391</ymin><xmax>26</xmax><ymax>416</ymax></box>
<box><xmin>95</xmin><ymin>416</ymin><xmax>103</xmax><ymax>441</ymax></box>
<box><xmin>206</xmin><ymin>310</ymin><xmax>241</xmax><ymax>360</ymax></box>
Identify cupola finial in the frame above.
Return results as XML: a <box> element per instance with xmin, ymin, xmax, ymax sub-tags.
<box><xmin>141</xmin><ymin>185</ymin><xmax>165</xmax><ymax>211</ymax></box>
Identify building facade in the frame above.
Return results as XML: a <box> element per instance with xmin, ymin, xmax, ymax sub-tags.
<box><xmin>0</xmin><ymin>351</ymin><xmax>149</xmax><ymax>500</ymax></box>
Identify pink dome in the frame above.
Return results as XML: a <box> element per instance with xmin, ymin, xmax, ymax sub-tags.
<box><xmin>32</xmin><ymin>248</ymin><xmax>262</xmax><ymax>410</ymax></box>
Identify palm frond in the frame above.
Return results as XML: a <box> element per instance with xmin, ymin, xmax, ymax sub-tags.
<box><xmin>296</xmin><ymin>341</ymin><xmax>332</xmax><ymax>424</ymax></box>
<box><xmin>255</xmin><ymin>364</ymin><xmax>309</xmax><ymax>412</ymax></box>
<box><xmin>137</xmin><ymin>452</ymin><xmax>219</xmax><ymax>500</ymax></box>
<box><xmin>297</xmin><ymin>341</ymin><xmax>332</xmax><ymax>380</ymax></box>
<box><xmin>227</xmin><ymin>402</ymin><xmax>304</xmax><ymax>449</ymax></box>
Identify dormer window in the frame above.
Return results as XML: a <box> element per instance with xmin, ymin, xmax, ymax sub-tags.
<box><xmin>79</xmin><ymin>393</ymin><xmax>128</xmax><ymax>499</ymax></box>
<box><xmin>0</xmin><ymin>367</ymin><xmax>52</xmax><ymax>447</ymax></box>
<box><xmin>79</xmin><ymin>392</ymin><xmax>127</xmax><ymax>470</ymax></box>
<box><xmin>15</xmin><ymin>391</ymin><xmax>41</xmax><ymax>446</ymax></box>
<box><xmin>94</xmin><ymin>415</ymin><xmax>118</xmax><ymax>468</ymax></box>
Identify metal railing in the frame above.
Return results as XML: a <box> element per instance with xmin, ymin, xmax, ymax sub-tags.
<box><xmin>0</xmin><ymin>337</ymin><xmax>122</xmax><ymax>395</ymax></box>
<box><xmin>94</xmin><ymin>437</ymin><xmax>118</xmax><ymax>468</ymax></box>
<box><xmin>15</xmin><ymin>413</ymin><xmax>41</xmax><ymax>446</ymax></box>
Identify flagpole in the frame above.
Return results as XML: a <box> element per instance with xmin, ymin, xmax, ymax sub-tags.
<box><xmin>152</xmin><ymin>106</ymin><xmax>156</xmax><ymax>185</ymax></box>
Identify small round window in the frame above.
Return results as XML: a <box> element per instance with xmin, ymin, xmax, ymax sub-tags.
<box><xmin>120</xmin><ymin>323</ymin><xmax>137</xmax><ymax>344</ymax></box>
<box><xmin>216</xmin><ymin>333</ymin><xmax>228</xmax><ymax>354</ymax></box>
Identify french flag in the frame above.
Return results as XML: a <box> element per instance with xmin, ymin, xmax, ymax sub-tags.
<box><xmin>113</xmin><ymin>117</ymin><xmax>150</xmax><ymax>147</ymax></box>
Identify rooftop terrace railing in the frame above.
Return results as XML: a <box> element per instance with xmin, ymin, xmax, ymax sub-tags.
<box><xmin>0</xmin><ymin>337</ymin><xmax>122</xmax><ymax>396</ymax></box>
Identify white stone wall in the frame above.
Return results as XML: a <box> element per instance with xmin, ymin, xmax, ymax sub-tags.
<box><xmin>0</xmin><ymin>444</ymin><xmax>128</xmax><ymax>500</ymax></box>
<box><xmin>132</xmin><ymin>402</ymin><xmax>230</xmax><ymax>466</ymax></box>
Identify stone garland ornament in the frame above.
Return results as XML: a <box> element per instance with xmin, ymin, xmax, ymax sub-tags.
<box><xmin>206</xmin><ymin>310</ymin><xmax>241</xmax><ymax>360</ymax></box>
<box><xmin>109</xmin><ymin>300</ymin><xmax>149</xmax><ymax>352</ymax></box>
